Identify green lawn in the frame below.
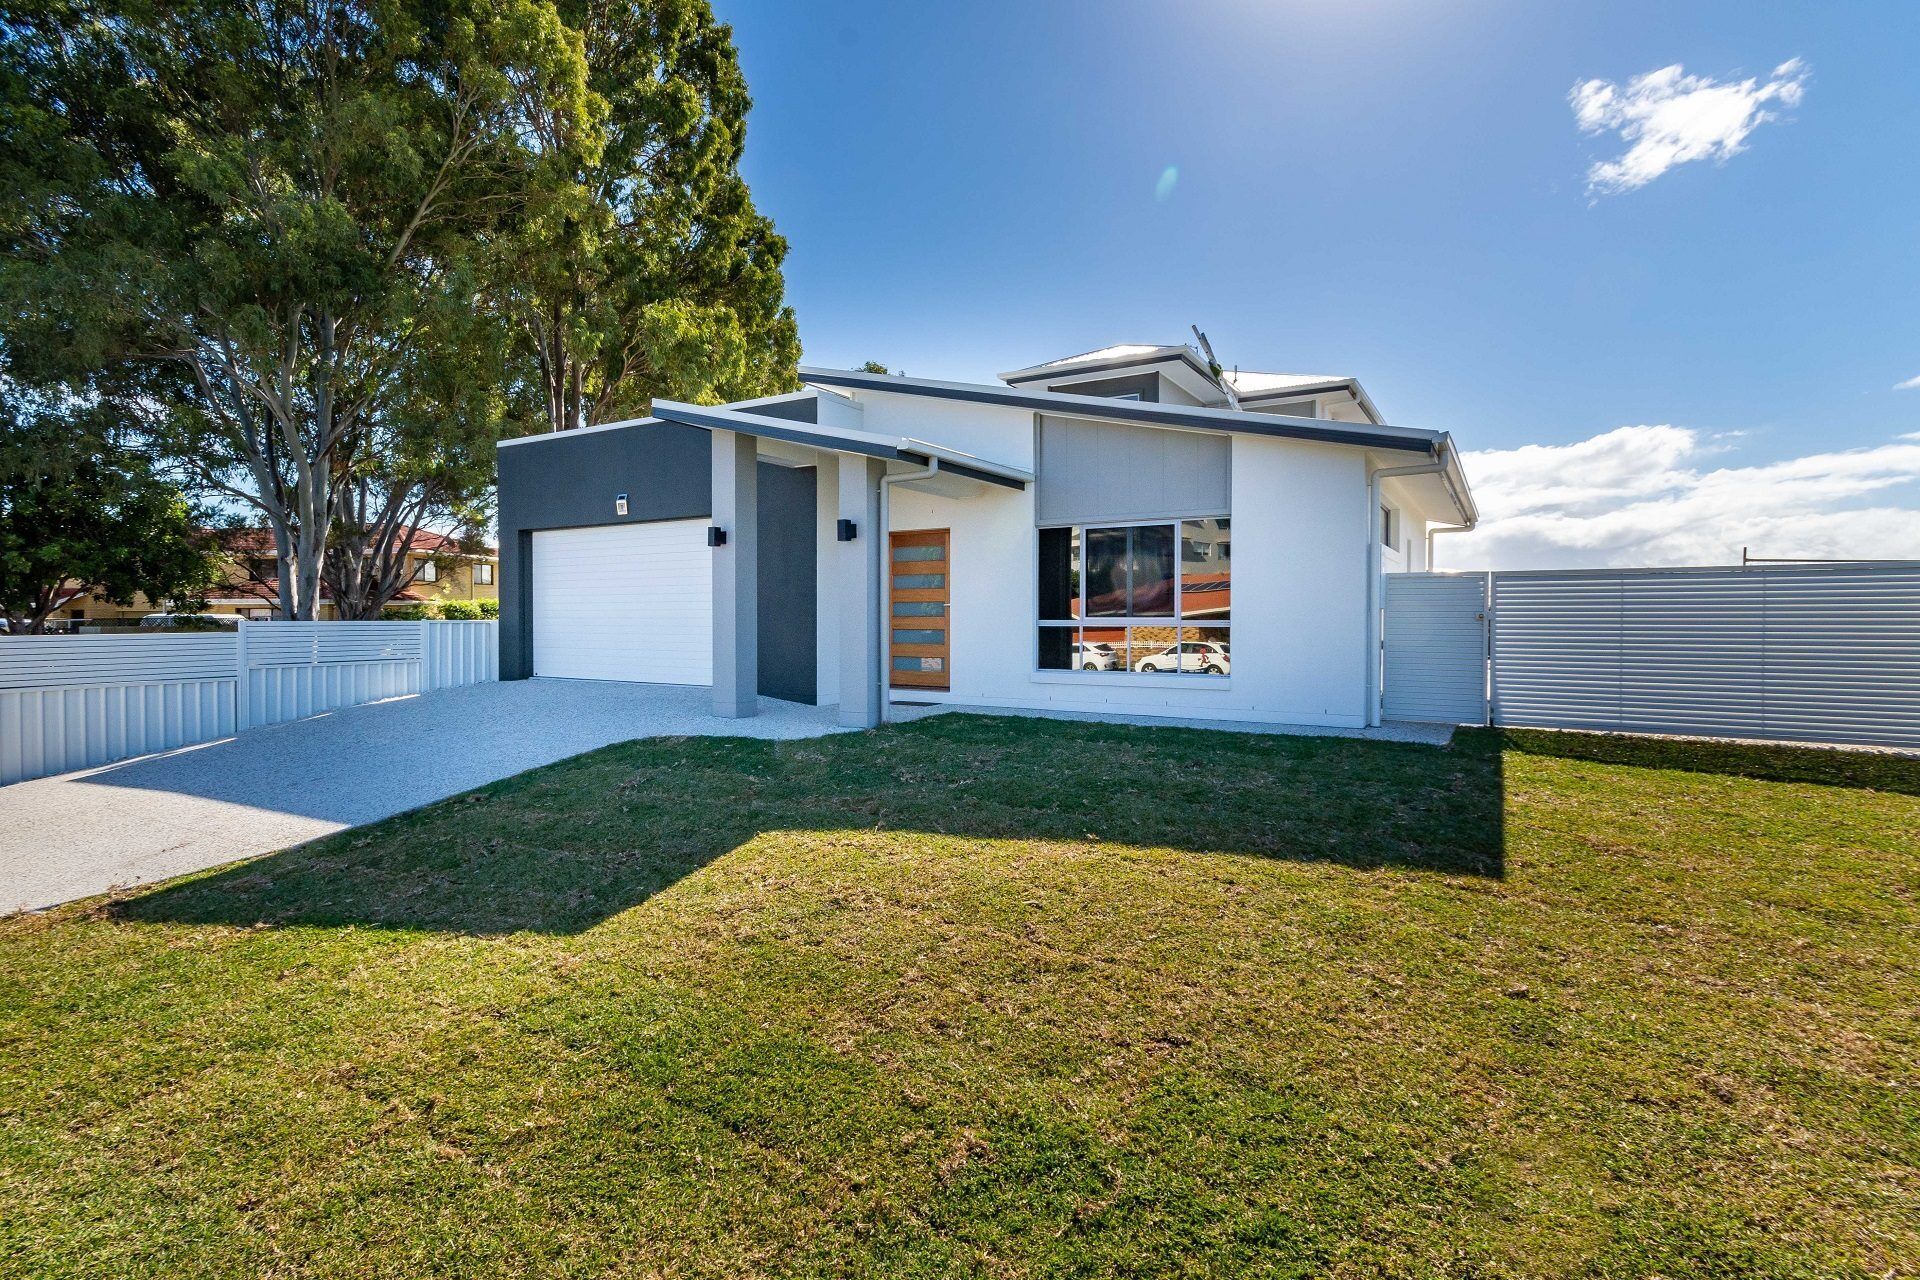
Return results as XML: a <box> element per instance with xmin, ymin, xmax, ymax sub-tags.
<box><xmin>2</xmin><ymin>716</ymin><xmax>1915</xmax><ymax>1278</ymax></box>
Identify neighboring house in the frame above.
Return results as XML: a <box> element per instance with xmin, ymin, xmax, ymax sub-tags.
<box><xmin>57</xmin><ymin>528</ymin><xmax>498</xmax><ymax>625</ymax></box>
<box><xmin>495</xmin><ymin>342</ymin><xmax>1478</xmax><ymax>729</ymax></box>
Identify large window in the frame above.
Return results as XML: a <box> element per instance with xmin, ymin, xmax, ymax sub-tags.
<box><xmin>1037</xmin><ymin>519</ymin><xmax>1229</xmax><ymax>676</ymax></box>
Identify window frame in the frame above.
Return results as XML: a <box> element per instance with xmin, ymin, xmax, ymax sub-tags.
<box><xmin>1035</xmin><ymin>516</ymin><xmax>1230</xmax><ymax>679</ymax></box>
<box><xmin>415</xmin><ymin>559</ymin><xmax>439</xmax><ymax>584</ymax></box>
<box><xmin>474</xmin><ymin>561</ymin><xmax>494</xmax><ymax>585</ymax></box>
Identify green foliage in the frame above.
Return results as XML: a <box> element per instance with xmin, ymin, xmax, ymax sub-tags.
<box><xmin>0</xmin><ymin>401</ymin><xmax>218</xmax><ymax>632</ymax></box>
<box><xmin>0</xmin><ymin>0</ymin><xmax>595</xmax><ymax>617</ymax></box>
<box><xmin>856</xmin><ymin>360</ymin><xmax>892</xmax><ymax>375</ymax></box>
<box><xmin>500</xmin><ymin>0</ymin><xmax>800</xmax><ymax>430</ymax></box>
<box><xmin>3</xmin><ymin>0</ymin><xmax>800</xmax><ymax>614</ymax></box>
<box><xmin>386</xmin><ymin>597</ymin><xmax>492</xmax><ymax>621</ymax></box>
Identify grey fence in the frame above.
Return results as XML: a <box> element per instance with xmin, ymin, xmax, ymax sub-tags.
<box><xmin>1382</xmin><ymin>573</ymin><xmax>1489</xmax><ymax>725</ymax></box>
<box><xmin>1</xmin><ymin>620</ymin><xmax>497</xmax><ymax>785</ymax></box>
<box><xmin>1384</xmin><ymin>564</ymin><xmax>1920</xmax><ymax>750</ymax></box>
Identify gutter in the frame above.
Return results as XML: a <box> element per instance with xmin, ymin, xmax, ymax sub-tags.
<box><xmin>800</xmin><ymin>367</ymin><xmax>1441</xmax><ymax>454</ymax></box>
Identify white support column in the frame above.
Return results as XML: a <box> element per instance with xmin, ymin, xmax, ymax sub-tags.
<box><xmin>711</xmin><ymin>429</ymin><xmax>759</xmax><ymax>718</ymax></box>
<box><xmin>836</xmin><ymin>454</ymin><xmax>885</xmax><ymax>728</ymax></box>
<box><xmin>233</xmin><ymin>618</ymin><xmax>252</xmax><ymax>732</ymax></box>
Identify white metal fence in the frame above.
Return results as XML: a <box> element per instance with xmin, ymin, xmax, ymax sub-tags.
<box><xmin>1382</xmin><ymin>573</ymin><xmax>1489</xmax><ymax>725</ymax></box>
<box><xmin>0</xmin><ymin>620</ymin><xmax>496</xmax><ymax>785</ymax></box>
<box><xmin>1384</xmin><ymin>565</ymin><xmax>1920</xmax><ymax>750</ymax></box>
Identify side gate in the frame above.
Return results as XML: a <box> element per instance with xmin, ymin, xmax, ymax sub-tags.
<box><xmin>1382</xmin><ymin>572</ymin><xmax>1490</xmax><ymax>725</ymax></box>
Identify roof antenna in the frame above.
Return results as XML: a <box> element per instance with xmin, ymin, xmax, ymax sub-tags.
<box><xmin>1191</xmin><ymin>325</ymin><xmax>1239</xmax><ymax>409</ymax></box>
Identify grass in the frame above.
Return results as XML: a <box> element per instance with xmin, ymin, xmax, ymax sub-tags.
<box><xmin>1</xmin><ymin>715</ymin><xmax>1915</xmax><ymax>1278</ymax></box>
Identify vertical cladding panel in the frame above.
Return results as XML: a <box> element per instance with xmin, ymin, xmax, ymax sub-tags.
<box><xmin>0</xmin><ymin>692</ymin><xmax>21</xmax><ymax>784</ymax></box>
<box><xmin>1490</xmin><ymin>564</ymin><xmax>1920</xmax><ymax>748</ymax></box>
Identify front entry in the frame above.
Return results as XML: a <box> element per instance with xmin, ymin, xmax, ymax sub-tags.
<box><xmin>888</xmin><ymin>529</ymin><xmax>950</xmax><ymax>691</ymax></box>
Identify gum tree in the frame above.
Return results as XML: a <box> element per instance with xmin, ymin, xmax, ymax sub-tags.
<box><xmin>500</xmin><ymin>0</ymin><xmax>799</xmax><ymax>432</ymax></box>
<box><xmin>1</xmin><ymin>0</ymin><xmax>595</xmax><ymax>617</ymax></box>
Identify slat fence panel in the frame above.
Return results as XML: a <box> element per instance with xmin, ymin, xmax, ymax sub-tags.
<box><xmin>1382</xmin><ymin>573</ymin><xmax>1489</xmax><ymax>724</ymax></box>
<box><xmin>1490</xmin><ymin>564</ymin><xmax>1920</xmax><ymax>749</ymax></box>
<box><xmin>2</xmin><ymin>620</ymin><xmax>496</xmax><ymax>784</ymax></box>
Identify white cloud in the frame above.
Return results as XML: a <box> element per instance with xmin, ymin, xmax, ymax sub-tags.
<box><xmin>1894</xmin><ymin>374</ymin><xmax>1920</xmax><ymax>391</ymax></box>
<box><xmin>1571</xmin><ymin>58</ymin><xmax>1808</xmax><ymax>195</ymax></box>
<box><xmin>1442</xmin><ymin>426</ymin><xmax>1920</xmax><ymax>569</ymax></box>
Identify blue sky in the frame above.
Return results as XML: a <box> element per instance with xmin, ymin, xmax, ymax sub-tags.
<box><xmin>719</xmin><ymin>0</ymin><xmax>1920</xmax><ymax>566</ymax></box>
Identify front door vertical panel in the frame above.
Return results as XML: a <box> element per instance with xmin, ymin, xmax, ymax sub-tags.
<box><xmin>889</xmin><ymin>529</ymin><xmax>950</xmax><ymax>691</ymax></box>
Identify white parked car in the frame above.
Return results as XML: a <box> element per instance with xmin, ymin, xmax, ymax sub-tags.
<box><xmin>1074</xmin><ymin>641</ymin><xmax>1123</xmax><ymax>671</ymax></box>
<box><xmin>1134</xmin><ymin>642</ymin><xmax>1230</xmax><ymax>675</ymax></box>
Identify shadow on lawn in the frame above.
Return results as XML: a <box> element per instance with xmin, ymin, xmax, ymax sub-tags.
<box><xmin>113</xmin><ymin>715</ymin><xmax>1506</xmax><ymax>936</ymax></box>
<box><xmin>1492</xmin><ymin>727</ymin><xmax>1920</xmax><ymax>797</ymax></box>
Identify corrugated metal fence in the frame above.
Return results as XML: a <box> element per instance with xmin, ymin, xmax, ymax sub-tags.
<box><xmin>1385</xmin><ymin>565</ymin><xmax>1920</xmax><ymax>750</ymax></box>
<box><xmin>1</xmin><ymin>620</ymin><xmax>496</xmax><ymax>785</ymax></box>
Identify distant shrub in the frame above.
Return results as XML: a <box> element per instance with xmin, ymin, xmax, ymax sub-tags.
<box><xmin>478</xmin><ymin>598</ymin><xmax>499</xmax><ymax>620</ymax></box>
<box><xmin>439</xmin><ymin>599</ymin><xmax>482</xmax><ymax>621</ymax></box>
<box><xmin>384</xmin><ymin>602</ymin><xmax>436</xmax><ymax>621</ymax></box>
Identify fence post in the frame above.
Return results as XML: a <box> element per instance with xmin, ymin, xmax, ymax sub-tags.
<box><xmin>419</xmin><ymin>619</ymin><xmax>432</xmax><ymax>691</ymax></box>
<box><xmin>233</xmin><ymin>618</ymin><xmax>252</xmax><ymax>732</ymax></box>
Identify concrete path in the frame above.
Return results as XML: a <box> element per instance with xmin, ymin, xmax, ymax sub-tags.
<box><xmin>0</xmin><ymin>679</ymin><xmax>848</xmax><ymax>915</ymax></box>
<box><xmin>893</xmin><ymin>702</ymin><xmax>1459</xmax><ymax>745</ymax></box>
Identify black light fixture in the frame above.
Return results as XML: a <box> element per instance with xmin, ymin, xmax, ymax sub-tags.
<box><xmin>836</xmin><ymin>518</ymin><xmax>858</xmax><ymax>542</ymax></box>
<box><xmin>706</xmin><ymin>525</ymin><xmax>727</xmax><ymax>547</ymax></box>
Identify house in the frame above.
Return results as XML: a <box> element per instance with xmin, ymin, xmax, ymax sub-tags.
<box><xmin>494</xmin><ymin>343</ymin><xmax>1477</xmax><ymax>729</ymax></box>
<box><xmin>59</xmin><ymin>528</ymin><xmax>499</xmax><ymax>625</ymax></box>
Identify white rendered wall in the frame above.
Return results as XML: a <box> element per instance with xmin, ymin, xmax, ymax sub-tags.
<box><xmin>853</xmin><ymin>393</ymin><xmax>1037</xmax><ymax>471</ymax></box>
<box><xmin>887</xmin><ymin>430</ymin><xmax>1370</xmax><ymax>728</ymax></box>
<box><xmin>1380</xmin><ymin>474</ymin><xmax>1436</xmax><ymax>573</ymax></box>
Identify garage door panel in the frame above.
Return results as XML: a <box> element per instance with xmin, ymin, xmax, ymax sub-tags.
<box><xmin>532</xmin><ymin>521</ymin><xmax>712</xmax><ymax>684</ymax></box>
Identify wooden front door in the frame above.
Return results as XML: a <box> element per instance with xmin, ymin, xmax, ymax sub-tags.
<box><xmin>888</xmin><ymin>529</ymin><xmax>950</xmax><ymax>691</ymax></box>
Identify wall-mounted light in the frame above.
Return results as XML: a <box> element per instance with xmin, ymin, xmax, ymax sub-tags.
<box><xmin>706</xmin><ymin>526</ymin><xmax>727</xmax><ymax>547</ymax></box>
<box><xmin>836</xmin><ymin>519</ymin><xmax>858</xmax><ymax>542</ymax></box>
<box><xmin>614</xmin><ymin>493</ymin><xmax>628</xmax><ymax>516</ymax></box>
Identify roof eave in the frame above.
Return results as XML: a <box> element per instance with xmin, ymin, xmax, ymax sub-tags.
<box><xmin>650</xmin><ymin>398</ymin><xmax>1033</xmax><ymax>488</ymax></box>
<box><xmin>800</xmin><ymin>366</ymin><xmax>1440</xmax><ymax>454</ymax></box>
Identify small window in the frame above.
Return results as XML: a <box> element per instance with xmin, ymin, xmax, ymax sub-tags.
<box><xmin>416</xmin><ymin>560</ymin><xmax>438</xmax><ymax>583</ymax></box>
<box><xmin>474</xmin><ymin>562</ymin><xmax>494</xmax><ymax>585</ymax></box>
<box><xmin>1381</xmin><ymin>505</ymin><xmax>1396</xmax><ymax>548</ymax></box>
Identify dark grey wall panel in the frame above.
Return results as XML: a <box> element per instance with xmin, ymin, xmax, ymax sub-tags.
<box><xmin>1039</xmin><ymin>372</ymin><xmax>1160</xmax><ymax>402</ymax></box>
<box><xmin>496</xmin><ymin>423</ymin><xmax>713</xmax><ymax>680</ymax></box>
<box><xmin>737</xmin><ymin>395</ymin><xmax>820</xmax><ymax>423</ymax></box>
<box><xmin>756</xmin><ymin>464</ymin><xmax>818</xmax><ymax>704</ymax></box>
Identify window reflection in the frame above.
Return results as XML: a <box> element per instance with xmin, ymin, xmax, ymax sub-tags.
<box><xmin>1035</xmin><ymin>520</ymin><xmax>1229</xmax><ymax>677</ymax></box>
<box><xmin>1130</xmin><ymin>524</ymin><xmax>1175</xmax><ymax>616</ymax></box>
<box><xmin>1179</xmin><ymin>519</ymin><xmax>1230</xmax><ymax>621</ymax></box>
<box><xmin>1082</xmin><ymin>527</ymin><xmax>1127</xmax><ymax>617</ymax></box>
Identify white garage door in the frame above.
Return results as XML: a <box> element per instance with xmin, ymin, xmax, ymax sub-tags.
<box><xmin>532</xmin><ymin>520</ymin><xmax>713</xmax><ymax>684</ymax></box>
